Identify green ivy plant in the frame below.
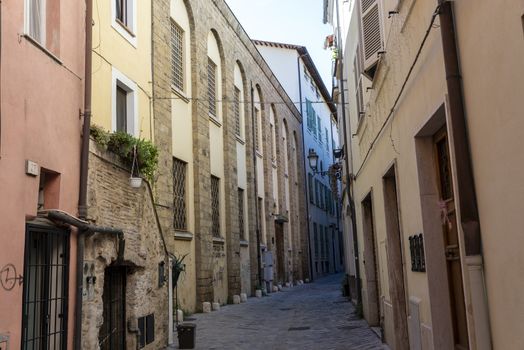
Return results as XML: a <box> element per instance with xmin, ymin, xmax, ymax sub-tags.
<box><xmin>90</xmin><ymin>125</ymin><xmax>159</xmax><ymax>183</ymax></box>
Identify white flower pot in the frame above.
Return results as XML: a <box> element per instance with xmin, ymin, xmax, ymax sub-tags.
<box><xmin>129</xmin><ymin>177</ymin><xmax>142</xmax><ymax>188</ymax></box>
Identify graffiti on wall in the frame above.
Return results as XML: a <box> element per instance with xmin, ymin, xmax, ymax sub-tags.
<box><xmin>0</xmin><ymin>264</ymin><xmax>23</xmax><ymax>291</ymax></box>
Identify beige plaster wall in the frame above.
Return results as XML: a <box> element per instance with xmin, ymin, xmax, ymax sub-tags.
<box><xmin>454</xmin><ymin>1</ymin><xmax>524</xmax><ymax>348</ymax></box>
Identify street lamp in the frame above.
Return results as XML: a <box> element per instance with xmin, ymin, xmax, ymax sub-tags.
<box><xmin>307</xmin><ymin>148</ymin><xmax>319</xmax><ymax>172</ymax></box>
<box><xmin>308</xmin><ymin>148</ymin><xmax>342</xmax><ymax>179</ymax></box>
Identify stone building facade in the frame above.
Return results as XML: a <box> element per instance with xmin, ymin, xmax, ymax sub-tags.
<box><xmin>82</xmin><ymin>143</ymin><xmax>169</xmax><ymax>349</ymax></box>
<box><xmin>153</xmin><ymin>0</ymin><xmax>310</xmax><ymax>313</ymax></box>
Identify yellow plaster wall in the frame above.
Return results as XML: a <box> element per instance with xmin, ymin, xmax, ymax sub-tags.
<box><xmin>91</xmin><ymin>0</ymin><xmax>152</xmax><ymax>139</ymax></box>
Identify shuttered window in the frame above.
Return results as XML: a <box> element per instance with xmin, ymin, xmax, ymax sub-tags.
<box><xmin>360</xmin><ymin>0</ymin><xmax>383</xmax><ymax>79</ymax></box>
<box><xmin>308</xmin><ymin>173</ymin><xmax>314</xmax><ymax>204</ymax></box>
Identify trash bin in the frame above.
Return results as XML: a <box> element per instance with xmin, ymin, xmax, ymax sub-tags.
<box><xmin>177</xmin><ymin>323</ymin><xmax>196</xmax><ymax>349</ymax></box>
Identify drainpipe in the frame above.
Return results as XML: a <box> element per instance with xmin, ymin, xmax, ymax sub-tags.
<box><xmin>297</xmin><ymin>53</ymin><xmax>314</xmax><ymax>282</ymax></box>
<box><xmin>438</xmin><ymin>1</ymin><xmax>491</xmax><ymax>346</ymax></box>
<box><xmin>438</xmin><ymin>0</ymin><xmax>481</xmax><ymax>256</ymax></box>
<box><xmin>251</xmin><ymin>82</ymin><xmax>263</xmax><ymax>290</ymax></box>
<box><xmin>0</xmin><ymin>0</ymin><xmax>2</xmax><ymax>157</ymax></box>
<box><xmin>334</xmin><ymin>0</ymin><xmax>362</xmax><ymax>305</ymax></box>
<box><xmin>76</xmin><ymin>0</ymin><xmax>93</xmax><ymax>349</ymax></box>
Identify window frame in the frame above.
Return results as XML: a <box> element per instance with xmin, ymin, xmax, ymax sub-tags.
<box><xmin>25</xmin><ymin>0</ymin><xmax>47</xmax><ymax>46</ymax></box>
<box><xmin>111</xmin><ymin>0</ymin><xmax>137</xmax><ymax>47</ymax></box>
<box><xmin>112</xmin><ymin>68</ymin><xmax>138</xmax><ymax>136</ymax></box>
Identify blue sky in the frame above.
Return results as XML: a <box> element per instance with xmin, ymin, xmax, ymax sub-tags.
<box><xmin>224</xmin><ymin>0</ymin><xmax>334</xmax><ymax>91</ymax></box>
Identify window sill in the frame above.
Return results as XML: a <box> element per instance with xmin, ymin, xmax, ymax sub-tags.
<box><xmin>174</xmin><ymin>231</ymin><xmax>193</xmax><ymax>241</ymax></box>
<box><xmin>115</xmin><ymin>19</ymin><xmax>136</xmax><ymax>37</ymax></box>
<box><xmin>23</xmin><ymin>34</ymin><xmax>62</xmax><ymax>65</ymax></box>
<box><xmin>240</xmin><ymin>240</ymin><xmax>249</xmax><ymax>247</ymax></box>
<box><xmin>235</xmin><ymin>135</ymin><xmax>245</xmax><ymax>144</ymax></box>
<box><xmin>209</xmin><ymin>115</ymin><xmax>222</xmax><ymax>127</ymax></box>
<box><xmin>171</xmin><ymin>86</ymin><xmax>190</xmax><ymax>103</ymax></box>
<box><xmin>111</xmin><ymin>19</ymin><xmax>137</xmax><ymax>48</ymax></box>
<box><xmin>213</xmin><ymin>236</ymin><xmax>225</xmax><ymax>245</ymax></box>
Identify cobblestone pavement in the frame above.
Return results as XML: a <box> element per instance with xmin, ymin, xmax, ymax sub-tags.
<box><xmin>167</xmin><ymin>273</ymin><xmax>388</xmax><ymax>350</ymax></box>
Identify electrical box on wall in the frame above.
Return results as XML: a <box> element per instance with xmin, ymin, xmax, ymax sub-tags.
<box><xmin>0</xmin><ymin>334</ymin><xmax>9</xmax><ymax>350</ymax></box>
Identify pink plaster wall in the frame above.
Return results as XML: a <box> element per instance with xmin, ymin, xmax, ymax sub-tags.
<box><xmin>0</xmin><ymin>0</ymin><xmax>85</xmax><ymax>348</ymax></box>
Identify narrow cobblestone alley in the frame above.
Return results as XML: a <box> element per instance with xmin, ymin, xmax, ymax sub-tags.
<box><xmin>168</xmin><ymin>274</ymin><xmax>387</xmax><ymax>350</ymax></box>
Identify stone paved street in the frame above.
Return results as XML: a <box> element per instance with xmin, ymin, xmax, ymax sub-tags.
<box><xmin>168</xmin><ymin>274</ymin><xmax>387</xmax><ymax>350</ymax></box>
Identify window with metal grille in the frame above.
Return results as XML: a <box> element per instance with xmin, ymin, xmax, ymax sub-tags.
<box><xmin>234</xmin><ymin>87</ymin><xmax>241</xmax><ymax>136</ymax></box>
<box><xmin>238</xmin><ymin>188</ymin><xmax>245</xmax><ymax>240</ymax></box>
<box><xmin>171</xmin><ymin>21</ymin><xmax>184</xmax><ymax>91</ymax></box>
<box><xmin>138</xmin><ymin>314</ymin><xmax>155</xmax><ymax>348</ymax></box>
<box><xmin>254</xmin><ymin>107</ymin><xmax>260</xmax><ymax>151</ymax></box>
<box><xmin>22</xmin><ymin>224</ymin><xmax>70</xmax><ymax>350</ymax></box>
<box><xmin>173</xmin><ymin>158</ymin><xmax>187</xmax><ymax>230</ymax></box>
<box><xmin>211</xmin><ymin>176</ymin><xmax>220</xmax><ymax>237</ymax></box>
<box><xmin>99</xmin><ymin>266</ymin><xmax>126</xmax><ymax>350</ymax></box>
<box><xmin>208</xmin><ymin>58</ymin><xmax>217</xmax><ymax>118</ymax></box>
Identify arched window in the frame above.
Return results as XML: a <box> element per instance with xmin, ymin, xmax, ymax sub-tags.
<box><xmin>170</xmin><ymin>0</ymin><xmax>191</xmax><ymax>94</ymax></box>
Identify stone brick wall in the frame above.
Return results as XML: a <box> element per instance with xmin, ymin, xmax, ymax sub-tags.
<box><xmin>153</xmin><ymin>0</ymin><xmax>310</xmax><ymax>309</ymax></box>
<box><xmin>83</xmin><ymin>142</ymin><xmax>168</xmax><ymax>349</ymax></box>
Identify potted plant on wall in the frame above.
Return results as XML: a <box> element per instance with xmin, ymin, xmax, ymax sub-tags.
<box><xmin>171</xmin><ymin>253</ymin><xmax>188</xmax><ymax>288</ymax></box>
<box><xmin>129</xmin><ymin>144</ymin><xmax>142</xmax><ymax>188</ymax></box>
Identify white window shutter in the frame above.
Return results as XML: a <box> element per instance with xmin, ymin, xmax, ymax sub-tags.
<box><xmin>360</xmin><ymin>0</ymin><xmax>383</xmax><ymax>79</ymax></box>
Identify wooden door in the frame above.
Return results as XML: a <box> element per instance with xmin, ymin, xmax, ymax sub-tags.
<box><xmin>274</xmin><ymin>223</ymin><xmax>285</xmax><ymax>283</ymax></box>
<box><xmin>434</xmin><ymin>128</ymin><xmax>469</xmax><ymax>350</ymax></box>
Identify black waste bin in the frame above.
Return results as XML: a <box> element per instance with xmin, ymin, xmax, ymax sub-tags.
<box><xmin>177</xmin><ymin>323</ymin><xmax>196</xmax><ymax>349</ymax></box>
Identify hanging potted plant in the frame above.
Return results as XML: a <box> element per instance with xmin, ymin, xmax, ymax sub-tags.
<box><xmin>172</xmin><ymin>253</ymin><xmax>188</xmax><ymax>288</ymax></box>
<box><xmin>129</xmin><ymin>144</ymin><xmax>142</xmax><ymax>188</ymax></box>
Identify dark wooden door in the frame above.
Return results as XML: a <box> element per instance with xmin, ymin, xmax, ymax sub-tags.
<box><xmin>99</xmin><ymin>266</ymin><xmax>126</xmax><ymax>350</ymax></box>
<box><xmin>434</xmin><ymin>128</ymin><xmax>469</xmax><ymax>350</ymax></box>
<box><xmin>274</xmin><ymin>223</ymin><xmax>285</xmax><ymax>282</ymax></box>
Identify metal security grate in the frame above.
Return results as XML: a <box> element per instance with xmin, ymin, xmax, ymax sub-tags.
<box><xmin>238</xmin><ymin>188</ymin><xmax>245</xmax><ymax>240</ymax></box>
<box><xmin>100</xmin><ymin>267</ymin><xmax>126</xmax><ymax>350</ymax></box>
<box><xmin>173</xmin><ymin>158</ymin><xmax>187</xmax><ymax>230</ymax></box>
<box><xmin>22</xmin><ymin>224</ymin><xmax>70</xmax><ymax>350</ymax></box>
<box><xmin>171</xmin><ymin>21</ymin><xmax>184</xmax><ymax>91</ymax></box>
<box><xmin>208</xmin><ymin>58</ymin><xmax>217</xmax><ymax>117</ymax></box>
<box><xmin>234</xmin><ymin>87</ymin><xmax>241</xmax><ymax>136</ymax></box>
<box><xmin>211</xmin><ymin>176</ymin><xmax>221</xmax><ymax>237</ymax></box>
